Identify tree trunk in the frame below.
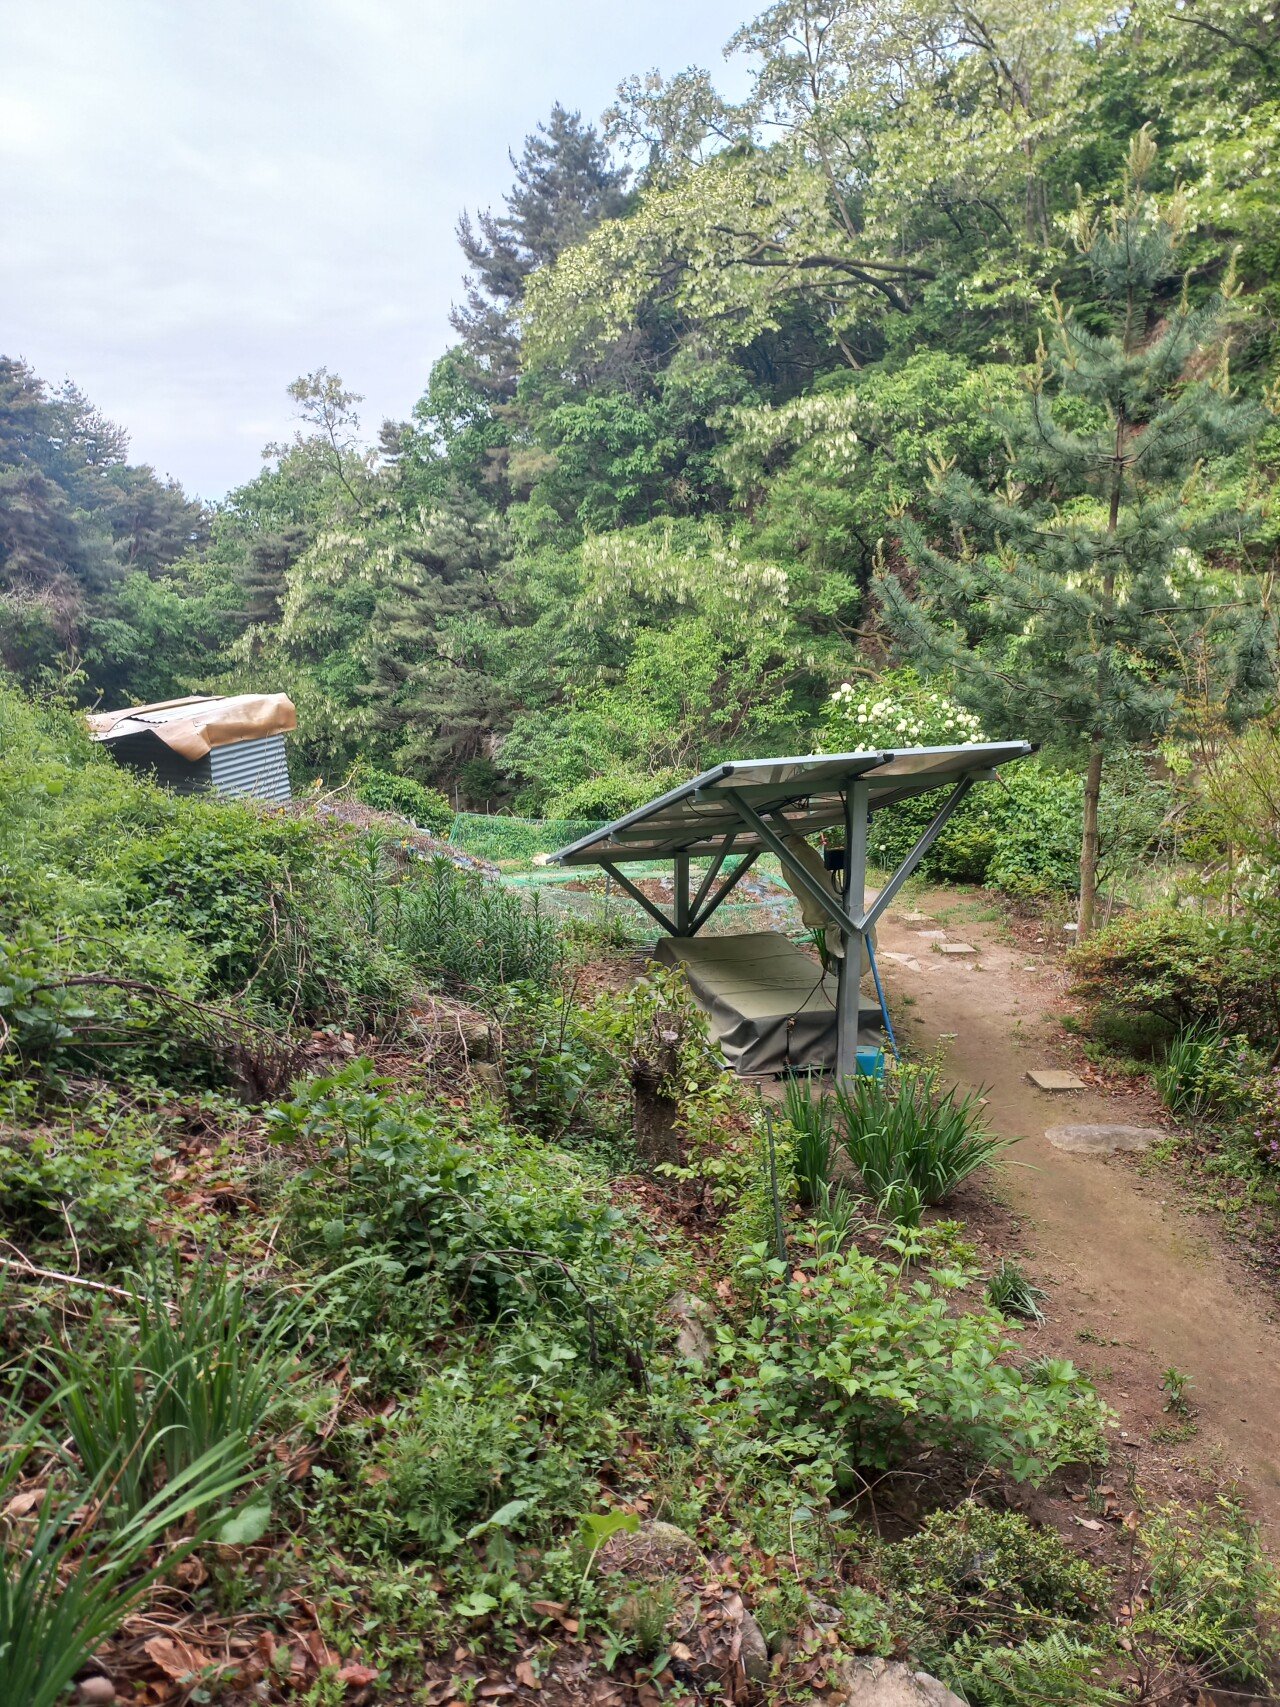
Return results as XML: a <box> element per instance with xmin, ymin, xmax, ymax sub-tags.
<box><xmin>1078</xmin><ymin>735</ymin><xmax>1105</xmax><ymax>940</ymax></box>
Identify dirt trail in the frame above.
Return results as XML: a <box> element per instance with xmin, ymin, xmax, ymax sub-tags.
<box><xmin>875</xmin><ymin>893</ymin><xmax>1280</xmax><ymax>1544</ymax></box>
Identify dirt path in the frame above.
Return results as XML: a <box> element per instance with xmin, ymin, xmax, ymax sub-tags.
<box><xmin>875</xmin><ymin>891</ymin><xmax>1280</xmax><ymax>1545</ymax></box>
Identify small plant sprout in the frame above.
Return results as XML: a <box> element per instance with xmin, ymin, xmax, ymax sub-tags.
<box><xmin>1161</xmin><ymin>1366</ymin><xmax>1193</xmax><ymax>1416</ymax></box>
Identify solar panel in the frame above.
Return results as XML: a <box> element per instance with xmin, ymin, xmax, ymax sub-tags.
<box><xmin>550</xmin><ymin>742</ymin><xmax>1033</xmax><ymax>866</ymax></box>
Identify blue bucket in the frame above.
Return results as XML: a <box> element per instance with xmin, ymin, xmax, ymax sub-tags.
<box><xmin>855</xmin><ymin>1047</ymin><xmax>885</xmax><ymax>1079</ymax></box>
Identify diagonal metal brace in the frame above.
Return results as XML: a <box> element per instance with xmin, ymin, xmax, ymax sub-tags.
<box><xmin>601</xmin><ymin>862</ymin><xmax>678</xmax><ymax>935</ymax></box>
<box><xmin>723</xmin><ymin>792</ymin><xmax>856</xmax><ymax>937</ymax></box>
<box><xmin>856</xmin><ymin>775</ymin><xmax>975</xmax><ymax>931</ymax></box>
<box><xmin>691</xmin><ymin>848</ymin><xmax>759</xmax><ymax>932</ymax></box>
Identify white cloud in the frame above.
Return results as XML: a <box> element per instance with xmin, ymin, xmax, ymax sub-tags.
<box><xmin>1</xmin><ymin>0</ymin><xmax>751</xmax><ymax>496</ymax></box>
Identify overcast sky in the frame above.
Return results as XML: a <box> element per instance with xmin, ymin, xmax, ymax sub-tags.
<box><xmin>0</xmin><ymin>0</ymin><xmax>749</xmax><ymax>500</ymax></box>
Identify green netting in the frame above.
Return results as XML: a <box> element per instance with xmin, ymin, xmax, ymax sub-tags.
<box><xmin>448</xmin><ymin>811</ymin><xmax>606</xmax><ymax>863</ymax></box>
<box><xmin>509</xmin><ymin>863</ymin><xmax>805</xmax><ymax>940</ymax></box>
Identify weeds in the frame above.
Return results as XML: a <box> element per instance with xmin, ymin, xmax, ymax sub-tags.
<box><xmin>781</xmin><ymin>1077</ymin><xmax>836</xmax><ymax>1209</ymax></box>
<box><xmin>986</xmin><ymin>1259</ymin><xmax>1046</xmax><ymax>1321</ymax></box>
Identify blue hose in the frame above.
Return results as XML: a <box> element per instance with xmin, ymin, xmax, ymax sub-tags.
<box><xmin>866</xmin><ymin>937</ymin><xmax>900</xmax><ymax>1061</ymax></box>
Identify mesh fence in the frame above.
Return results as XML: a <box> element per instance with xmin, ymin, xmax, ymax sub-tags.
<box><xmin>508</xmin><ymin>862</ymin><xmax>805</xmax><ymax>940</ymax></box>
<box><xmin>448</xmin><ymin>811</ymin><xmax>605</xmax><ymax>864</ymax></box>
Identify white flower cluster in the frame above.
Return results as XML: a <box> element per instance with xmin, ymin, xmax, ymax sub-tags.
<box><xmin>826</xmin><ymin>681</ymin><xmax>986</xmax><ymax>746</ymax></box>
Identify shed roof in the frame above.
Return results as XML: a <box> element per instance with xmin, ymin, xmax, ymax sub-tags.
<box><xmin>550</xmin><ymin>742</ymin><xmax>1032</xmax><ymax>866</ymax></box>
<box><xmin>86</xmin><ymin>694</ymin><xmax>297</xmax><ymax>762</ymax></box>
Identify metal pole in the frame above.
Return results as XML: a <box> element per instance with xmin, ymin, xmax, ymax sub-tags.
<box><xmin>836</xmin><ymin>780</ymin><xmax>869</xmax><ymax>1084</ymax></box>
<box><xmin>674</xmin><ymin>852</ymin><xmax>690</xmax><ymax>935</ymax></box>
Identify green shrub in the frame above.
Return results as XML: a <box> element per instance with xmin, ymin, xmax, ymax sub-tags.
<box><xmin>1153</xmin><ymin>1023</ymin><xmax>1246</xmax><ymax>1118</ymax></box>
<box><xmin>267</xmin><ymin>1062</ymin><xmax>657</xmax><ymax>1362</ymax></box>
<box><xmin>54</xmin><ymin>1259</ymin><xmax>296</xmax><ymax>1524</ymax></box>
<box><xmin>781</xmin><ymin>1078</ymin><xmax>836</xmax><ymax>1210</ymax></box>
<box><xmin>0</xmin><ymin>1403</ymin><xmax>252</xmax><ymax>1707</ymax></box>
<box><xmin>718</xmin><ymin>1240</ymin><xmax>1108</xmax><ymax>1483</ymax></box>
<box><xmin>389</xmin><ymin>857</ymin><xmax>563</xmax><ymax>992</ymax></box>
<box><xmin>880</xmin><ymin>1501</ymin><xmax>1110</xmax><ymax>1675</ymax></box>
<box><xmin>356</xmin><ymin>768</ymin><xmax>453</xmax><ymax>835</ymax></box>
<box><xmin>1139</xmin><ymin>1499</ymin><xmax>1280</xmax><ymax>1686</ymax></box>
<box><xmin>1070</xmin><ymin>908</ymin><xmax>1278</xmax><ymax>1043</ymax></box>
<box><xmin>0</xmin><ymin>1092</ymin><xmax>166</xmax><ymax>1261</ymax></box>
<box><xmin>834</xmin><ymin>1064</ymin><xmax>1013</xmax><ymax>1224</ymax></box>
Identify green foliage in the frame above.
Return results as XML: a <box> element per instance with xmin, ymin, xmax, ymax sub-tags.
<box><xmin>53</xmin><ymin>1258</ymin><xmax>292</xmax><ymax>1524</ymax></box>
<box><xmin>986</xmin><ymin>1259</ymin><xmax>1046</xmax><ymax>1322</ymax></box>
<box><xmin>1153</xmin><ymin>1023</ymin><xmax>1244</xmax><ymax>1119</ymax></box>
<box><xmin>0</xmin><ymin>1427</ymin><xmax>250</xmax><ymax>1707</ymax></box>
<box><xmin>267</xmin><ymin>1061</ymin><xmax>657</xmax><ymax>1362</ymax></box>
<box><xmin>1140</xmin><ymin>1499</ymin><xmax>1280</xmax><ymax>1686</ymax></box>
<box><xmin>880</xmin><ymin>1502</ymin><xmax>1111</xmax><ymax>1689</ymax></box>
<box><xmin>780</xmin><ymin>1077</ymin><xmax>836</xmax><ymax>1209</ymax></box>
<box><xmin>1070</xmin><ymin>908</ymin><xmax>1278</xmax><ymax>1043</ymax></box>
<box><xmin>834</xmin><ymin>1064</ymin><xmax>1013</xmax><ymax>1224</ymax></box>
<box><xmin>0</xmin><ymin>1089</ymin><xmax>167</xmax><ymax>1261</ymax></box>
<box><xmin>387</xmin><ymin>856</ymin><xmax>563</xmax><ymax>992</ymax></box>
<box><xmin>355</xmin><ymin>767</ymin><xmax>453</xmax><ymax>834</ymax></box>
<box><xmin>719</xmin><ymin>1239</ymin><xmax>1107</xmax><ymax>1483</ymax></box>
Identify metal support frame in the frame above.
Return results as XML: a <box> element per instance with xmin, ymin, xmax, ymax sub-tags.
<box><xmin>601</xmin><ymin>846</ymin><xmax>761</xmax><ymax>938</ymax></box>
<box><xmin>601</xmin><ymin>862</ymin><xmax>679</xmax><ymax>935</ymax></box>
<box><xmin>674</xmin><ymin>852</ymin><xmax>690</xmax><ymax>935</ymax></box>
<box><xmin>857</xmin><ymin>775</ymin><xmax>975</xmax><ymax>932</ymax></box>
<box><xmin>691</xmin><ymin>849</ymin><xmax>759</xmax><ymax>931</ymax></box>
<box><xmin>835</xmin><ymin>780</ymin><xmax>869</xmax><ymax>1082</ymax></box>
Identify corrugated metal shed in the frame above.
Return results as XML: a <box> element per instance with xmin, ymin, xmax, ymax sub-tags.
<box><xmin>208</xmin><ymin>734</ymin><xmax>292</xmax><ymax>802</ymax></box>
<box><xmin>88</xmin><ymin>694</ymin><xmax>294</xmax><ymax>803</ymax></box>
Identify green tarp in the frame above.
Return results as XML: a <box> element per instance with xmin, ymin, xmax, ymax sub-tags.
<box><xmin>653</xmin><ymin>931</ymin><xmax>881</xmax><ymax>1075</ymax></box>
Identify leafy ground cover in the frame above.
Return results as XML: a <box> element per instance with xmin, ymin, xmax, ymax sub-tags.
<box><xmin>4</xmin><ymin>689</ymin><xmax>1279</xmax><ymax>1706</ymax></box>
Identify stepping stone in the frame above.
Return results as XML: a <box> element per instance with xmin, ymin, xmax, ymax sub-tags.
<box><xmin>1027</xmin><ymin>1068</ymin><xmax>1088</xmax><ymax>1092</ymax></box>
<box><xmin>880</xmin><ymin>951</ymin><xmax>923</xmax><ymax>972</ymax></box>
<box><xmin>1045</xmin><ymin>1124</ymin><xmax>1161</xmax><ymax>1154</ymax></box>
<box><xmin>901</xmin><ymin>911</ymin><xmax>932</xmax><ymax>925</ymax></box>
<box><xmin>938</xmin><ymin>941</ymin><xmax>976</xmax><ymax>955</ymax></box>
<box><xmin>915</xmin><ymin>929</ymin><xmax>948</xmax><ymax>940</ymax></box>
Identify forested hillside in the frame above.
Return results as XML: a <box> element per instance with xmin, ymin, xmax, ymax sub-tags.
<box><xmin>7</xmin><ymin>5</ymin><xmax>1280</xmax><ymax>1701</ymax></box>
<box><xmin>5</xmin><ymin>0</ymin><xmax>1276</xmax><ymax>850</ymax></box>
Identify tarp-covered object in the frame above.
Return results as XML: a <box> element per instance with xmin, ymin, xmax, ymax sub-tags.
<box><xmin>653</xmin><ymin>931</ymin><xmax>881</xmax><ymax>1075</ymax></box>
<box><xmin>87</xmin><ymin>694</ymin><xmax>297</xmax><ymax>762</ymax></box>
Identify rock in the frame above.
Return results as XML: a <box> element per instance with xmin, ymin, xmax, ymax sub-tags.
<box><xmin>77</xmin><ymin>1681</ymin><xmax>117</xmax><ymax>1705</ymax></box>
<box><xmin>1045</xmin><ymin>1123</ymin><xmax>1160</xmax><ymax>1154</ymax></box>
<box><xmin>736</xmin><ymin>1607</ymin><xmax>771</xmax><ymax>1684</ymax></box>
<box><xmin>1026</xmin><ymin>1068</ymin><xmax>1088</xmax><ymax>1091</ymax></box>
<box><xmin>596</xmin><ymin>1518</ymin><xmax>704</xmax><ymax>1579</ymax></box>
<box><xmin>668</xmin><ymin>1291</ymin><xmax>714</xmax><ymax>1363</ymax></box>
<box><xmin>831</xmin><ymin>1657</ymin><xmax>965</xmax><ymax>1706</ymax></box>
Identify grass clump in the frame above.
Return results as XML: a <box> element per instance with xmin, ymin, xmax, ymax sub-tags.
<box><xmin>986</xmin><ymin>1258</ymin><xmax>1046</xmax><ymax>1322</ymax></box>
<box><xmin>834</xmin><ymin>1063</ymin><xmax>1013</xmax><ymax>1224</ymax></box>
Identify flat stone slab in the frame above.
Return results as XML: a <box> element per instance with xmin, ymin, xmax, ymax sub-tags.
<box><xmin>1045</xmin><ymin>1123</ymin><xmax>1161</xmax><ymax>1154</ymax></box>
<box><xmin>880</xmin><ymin>951</ymin><xmax>923</xmax><ymax>972</ymax></box>
<box><xmin>900</xmin><ymin>911</ymin><xmax>932</xmax><ymax>925</ymax></box>
<box><xmin>915</xmin><ymin>929</ymin><xmax>948</xmax><ymax>940</ymax></box>
<box><xmin>937</xmin><ymin>941</ymin><xmax>976</xmax><ymax>955</ymax></box>
<box><xmin>1027</xmin><ymin>1068</ymin><xmax>1088</xmax><ymax>1092</ymax></box>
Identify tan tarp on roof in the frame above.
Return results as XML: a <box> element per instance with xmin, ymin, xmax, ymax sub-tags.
<box><xmin>86</xmin><ymin>694</ymin><xmax>297</xmax><ymax>762</ymax></box>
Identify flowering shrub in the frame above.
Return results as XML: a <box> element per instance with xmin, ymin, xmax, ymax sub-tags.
<box><xmin>822</xmin><ymin>669</ymin><xmax>985</xmax><ymax>751</ymax></box>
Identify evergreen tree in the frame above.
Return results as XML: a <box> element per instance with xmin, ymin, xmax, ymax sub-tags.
<box><xmin>878</xmin><ymin>131</ymin><xmax>1273</xmax><ymax>935</ymax></box>
<box><xmin>452</xmin><ymin>104</ymin><xmax>630</xmax><ymax>399</ymax></box>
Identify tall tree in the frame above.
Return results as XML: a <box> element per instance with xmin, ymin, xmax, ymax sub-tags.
<box><xmin>452</xmin><ymin>104</ymin><xmax>630</xmax><ymax>400</ymax></box>
<box><xmin>878</xmin><ymin>131</ymin><xmax>1273</xmax><ymax>935</ymax></box>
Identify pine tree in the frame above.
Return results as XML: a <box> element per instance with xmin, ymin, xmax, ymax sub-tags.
<box><xmin>452</xmin><ymin>104</ymin><xmax>629</xmax><ymax>399</ymax></box>
<box><xmin>878</xmin><ymin>130</ymin><xmax>1272</xmax><ymax>936</ymax></box>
